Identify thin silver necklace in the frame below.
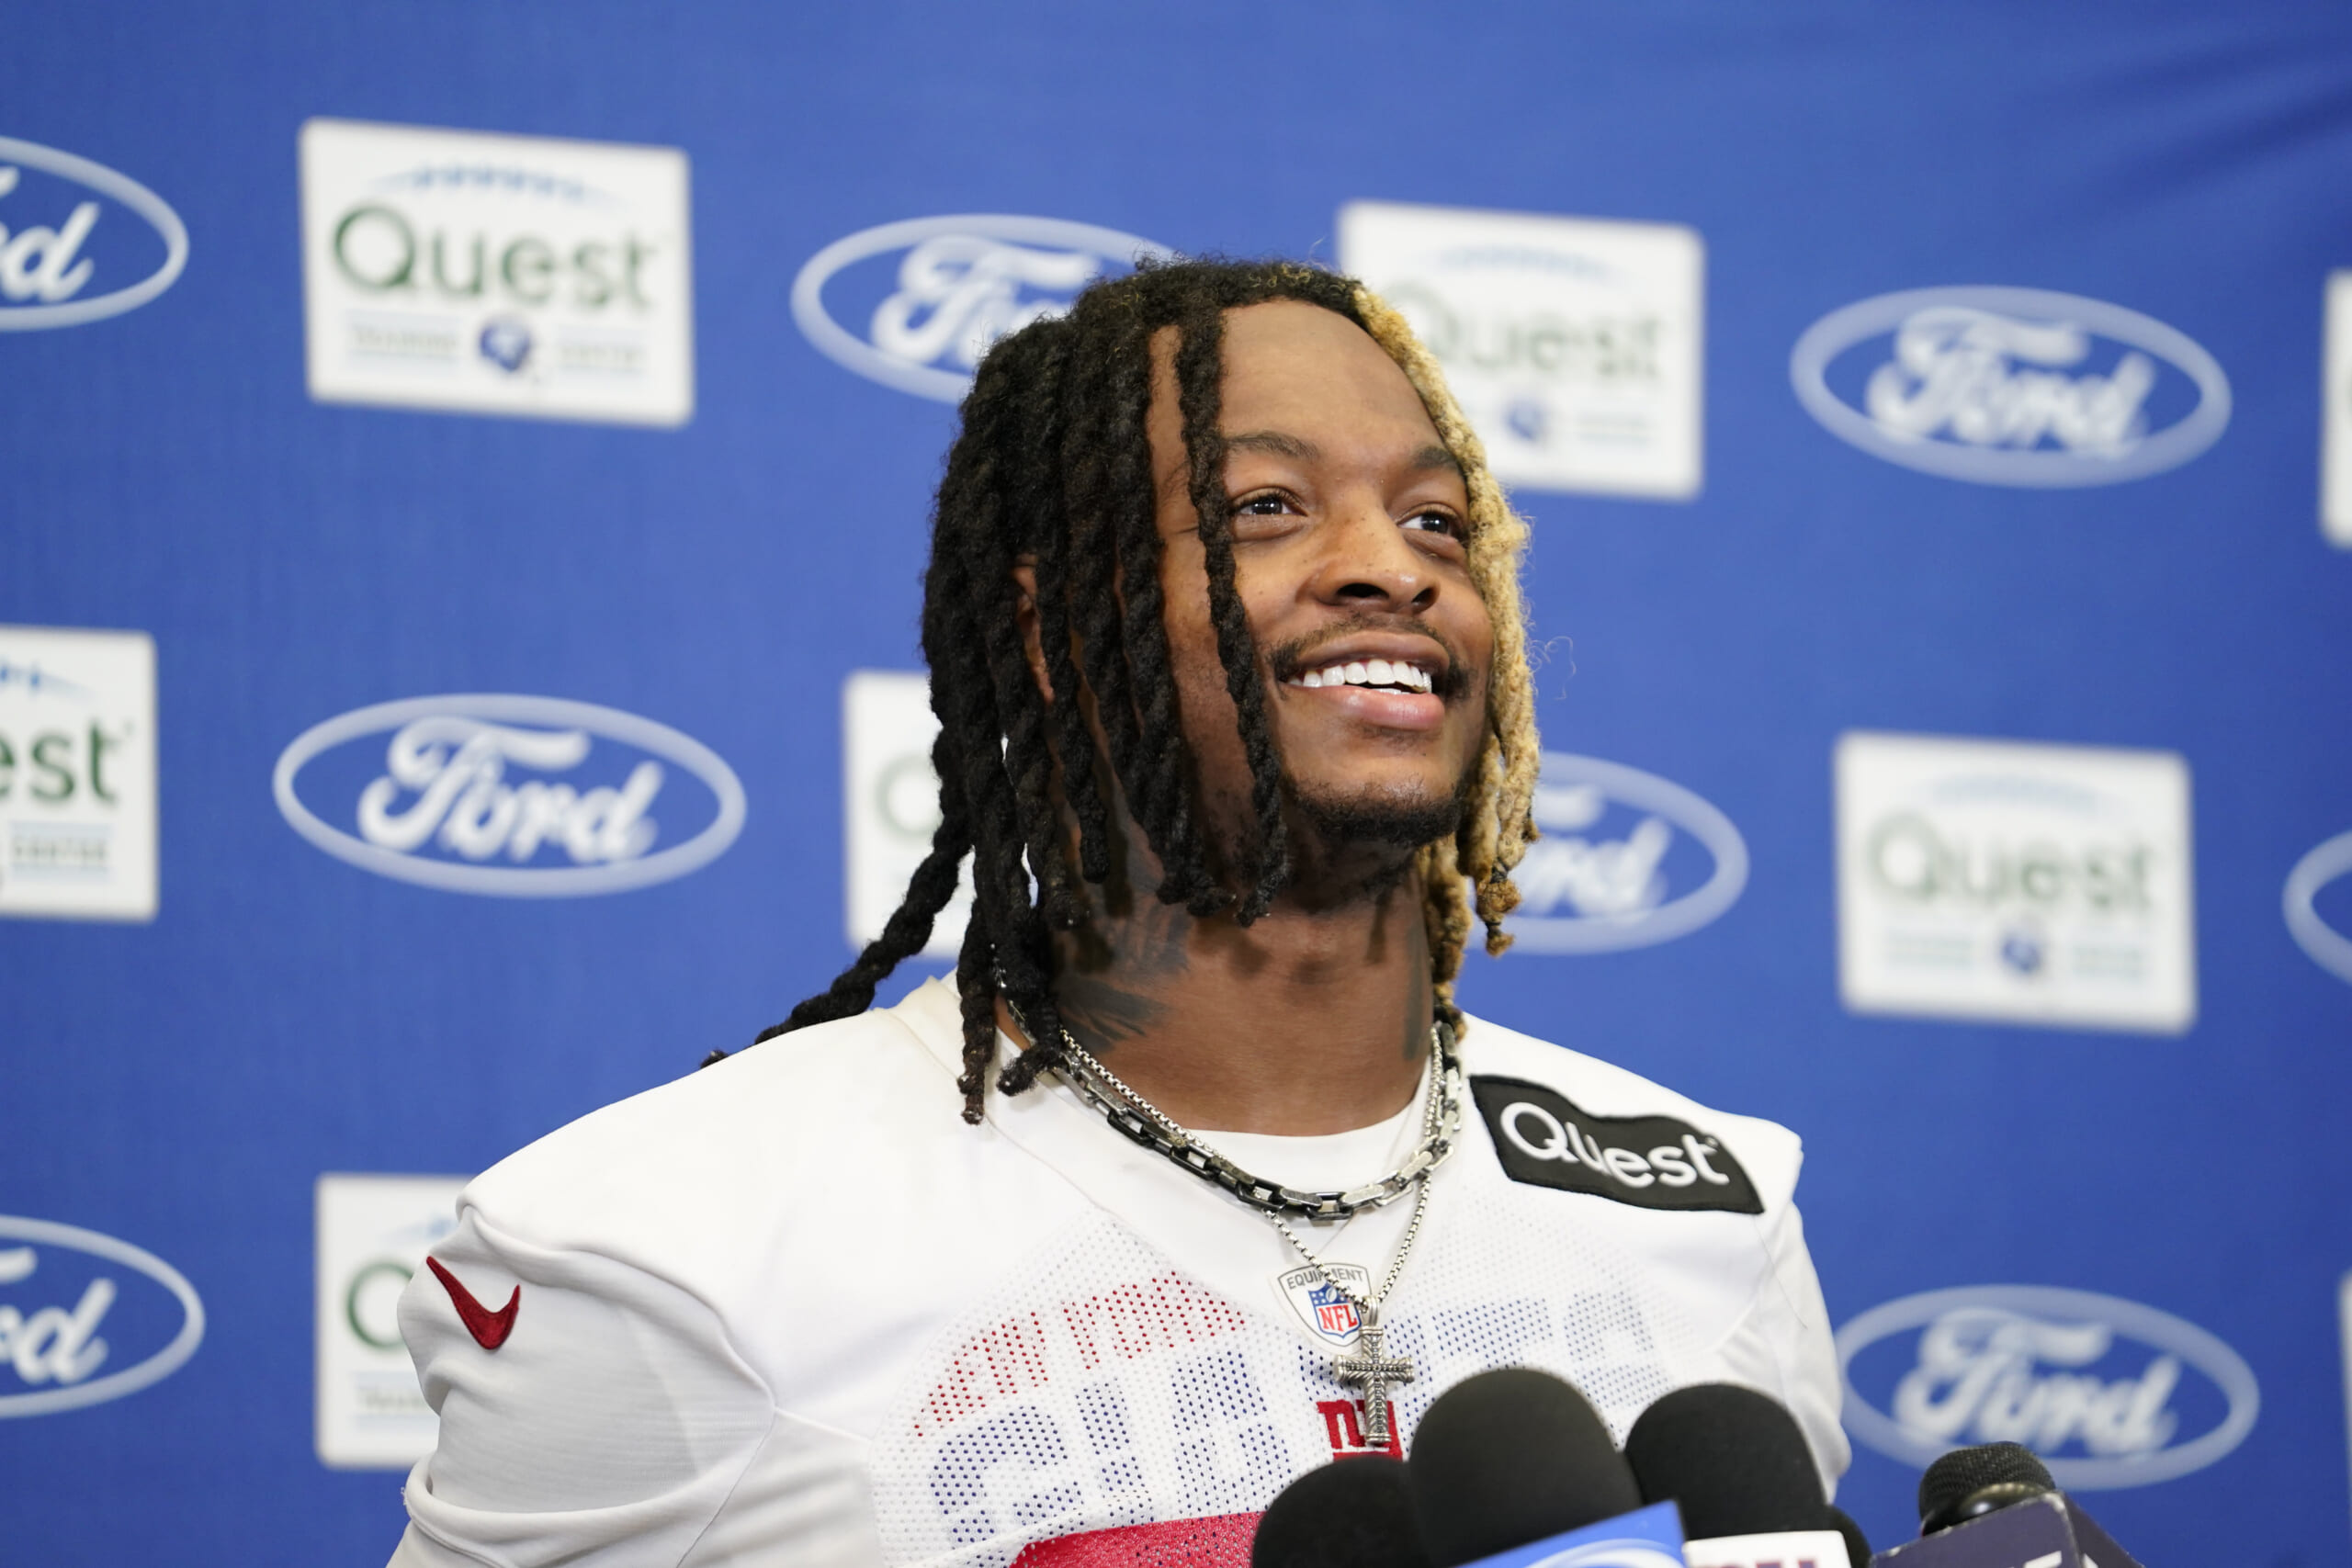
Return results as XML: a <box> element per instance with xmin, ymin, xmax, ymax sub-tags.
<box><xmin>1034</xmin><ymin>1013</ymin><xmax>1463</xmax><ymax>1448</ymax></box>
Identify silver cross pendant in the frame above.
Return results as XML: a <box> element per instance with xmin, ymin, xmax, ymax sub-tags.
<box><xmin>1333</xmin><ymin>1308</ymin><xmax>1414</xmax><ymax>1450</ymax></box>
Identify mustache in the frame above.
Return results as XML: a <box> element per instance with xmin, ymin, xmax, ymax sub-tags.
<box><xmin>1263</xmin><ymin>615</ymin><xmax>1476</xmax><ymax>699</ymax></box>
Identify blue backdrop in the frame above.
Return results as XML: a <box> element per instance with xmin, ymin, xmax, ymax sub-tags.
<box><xmin>5</xmin><ymin>3</ymin><xmax>2351</xmax><ymax>1562</ymax></box>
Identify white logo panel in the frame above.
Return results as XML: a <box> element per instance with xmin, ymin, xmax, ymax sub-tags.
<box><xmin>1835</xmin><ymin>731</ymin><xmax>2195</xmax><ymax>1033</ymax></box>
<box><xmin>300</xmin><ymin>118</ymin><xmax>693</xmax><ymax>425</ymax></box>
<box><xmin>2323</xmin><ymin>271</ymin><xmax>2352</xmax><ymax>547</ymax></box>
<box><xmin>1339</xmin><ymin>200</ymin><xmax>1704</xmax><ymax>500</ymax></box>
<box><xmin>844</xmin><ymin>671</ymin><xmax>969</xmax><ymax>956</ymax></box>
<box><xmin>1837</xmin><ymin>1284</ymin><xmax>2257</xmax><ymax>1489</ymax></box>
<box><xmin>1792</xmin><ymin>286</ymin><xmax>2229</xmax><ymax>486</ymax></box>
<box><xmin>315</xmin><ymin>1173</ymin><xmax>467</xmax><ymax>1469</ymax></box>
<box><xmin>2339</xmin><ymin>1269</ymin><xmax>2352</xmax><ymax>1511</ymax></box>
<box><xmin>0</xmin><ymin>625</ymin><xmax>157</xmax><ymax>921</ymax></box>
<box><xmin>273</xmin><ymin>694</ymin><xmax>744</xmax><ymax>897</ymax></box>
<box><xmin>794</xmin><ymin>215</ymin><xmax>1172</xmax><ymax>402</ymax></box>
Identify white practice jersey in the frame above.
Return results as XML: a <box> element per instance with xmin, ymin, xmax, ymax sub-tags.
<box><xmin>389</xmin><ymin>978</ymin><xmax>1848</xmax><ymax>1568</ymax></box>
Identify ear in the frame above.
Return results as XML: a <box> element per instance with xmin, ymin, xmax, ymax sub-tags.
<box><xmin>1012</xmin><ymin>558</ymin><xmax>1054</xmax><ymax>701</ymax></box>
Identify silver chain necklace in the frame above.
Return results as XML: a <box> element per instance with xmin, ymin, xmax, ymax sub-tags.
<box><xmin>1037</xmin><ymin>1015</ymin><xmax>1464</xmax><ymax>1448</ymax></box>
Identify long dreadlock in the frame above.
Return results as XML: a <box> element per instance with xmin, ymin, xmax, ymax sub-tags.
<box><xmin>724</xmin><ymin>258</ymin><xmax>1542</xmax><ymax>1122</ymax></box>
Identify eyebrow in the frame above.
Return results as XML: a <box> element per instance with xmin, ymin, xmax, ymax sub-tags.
<box><xmin>1223</xmin><ymin>430</ymin><xmax>1463</xmax><ymax>475</ymax></box>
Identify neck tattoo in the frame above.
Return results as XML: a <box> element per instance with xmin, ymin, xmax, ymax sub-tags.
<box><xmin>1036</xmin><ymin>1013</ymin><xmax>1464</xmax><ymax>1450</ymax></box>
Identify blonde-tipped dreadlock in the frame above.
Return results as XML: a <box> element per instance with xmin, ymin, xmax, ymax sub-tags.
<box><xmin>1351</xmin><ymin>284</ymin><xmax>1542</xmax><ymax>1006</ymax></box>
<box><xmin>740</xmin><ymin>257</ymin><xmax>1543</xmax><ymax>1120</ymax></box>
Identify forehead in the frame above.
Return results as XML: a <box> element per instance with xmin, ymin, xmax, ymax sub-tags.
<box><xmin>1159</xmin><ymin>299</ymin><xmax>1449</xmax><ymax>453</ymax></box>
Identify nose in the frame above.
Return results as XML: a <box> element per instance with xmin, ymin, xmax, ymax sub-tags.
<box><xmin>1306</xmin><ymin>495</ymin><xmax>1439</xmax><ymax>614</ymax></box>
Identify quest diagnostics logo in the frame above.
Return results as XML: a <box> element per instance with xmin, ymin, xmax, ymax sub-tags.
<box><xmin>0</xmin><ymin>137</ymin><xmax>187</xmax><ymax>330</ymax></box>
<box><xmin>1504</xmin><ymin>753</ymin><xmax>1747</xmax><ymax>953</ymax></box>
<box><xmin>0</xmin><ymin>1216</ymin><xmax>204</xmax><ymax>1417</ymax></box>
<box><xmin>299</xmin><ymin>118</ymin><xmax>693</xmax><ymax>424</ymax></box>
<box><xmin>1836</xmin><ymin>732</ymin><xmax>2195</xmax><ymax>1033</ymax></box>
<box><xmin>1339</xmin><ymin>200</ymin><xmax>1705</xmax><ymax>501</ymax></box>
<box><xmin>274</xmin><ymin>694</ymin><xmax>743</xmax><ymax>896</ymax></box>
<box><xmin>315</xmin><ymin>1174</ymin><xmax>465</xmax><ymax>1468</ymax></box>
<box><xmin>1791</xmin><ymin>287</ymin><xmax>2229</xmax><ymax>486</ymax></box>
<box><xmin>1838</xmin><ymin>1285</ymin><xmax>2257</xmax><ymax>1489</ymax></box>
<box><xmin>793</xmin><ymin>215</ymin><xmax>1173</xmax><ymax>401</ymax></box>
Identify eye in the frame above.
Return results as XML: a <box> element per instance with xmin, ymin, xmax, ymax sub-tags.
<box><xmin>1400</xmin><ymin>507</ymin><xmax>1466</xmax><ymax>540</ymax></box>
<box><xmin>1232</xmin><ymin>491</ymin><xmax>1299</xmax><ymax>517</ymax></box>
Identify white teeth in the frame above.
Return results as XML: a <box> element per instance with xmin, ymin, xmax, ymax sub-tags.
<box><xmin>1293</xmin><ymin>659</ymin><xmax>1438</xmax><ymax>691</ymax></box>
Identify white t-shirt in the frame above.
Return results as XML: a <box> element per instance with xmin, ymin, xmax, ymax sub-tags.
<box><xmin>389</xmin><ymin>978</ymin><xmax>1848</xmax><ymax>1568</ymax></box>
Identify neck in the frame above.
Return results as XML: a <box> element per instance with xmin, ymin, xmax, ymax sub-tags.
<box><xmin>1004</xmin><ymin>810</ymin><xmax>1436</xmax><ymax>1136</ymax></box>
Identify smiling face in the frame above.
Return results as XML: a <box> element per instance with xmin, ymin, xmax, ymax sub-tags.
<box><xmin>1148</xmin><ymin>300</ymin><xmax>1495</xmax><ymax>886</ymax></box>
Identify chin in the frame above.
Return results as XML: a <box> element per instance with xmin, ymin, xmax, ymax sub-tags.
<box><xmin>1289</xmin><ymin>776</ymin><xmax>1468</xmax><ymax>853</ymax></box>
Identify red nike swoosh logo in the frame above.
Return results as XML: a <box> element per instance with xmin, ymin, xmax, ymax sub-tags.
<box><xmin>427</xmin><ymin>1256</ymin><xmax>519</xmax><ymax>1350</ymax></box>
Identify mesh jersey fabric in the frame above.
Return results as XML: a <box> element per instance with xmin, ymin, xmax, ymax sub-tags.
<box><xmin>388</xmin><ymin>977</ymin><xmax>1848</xmax><ymax>1568</ymax></box>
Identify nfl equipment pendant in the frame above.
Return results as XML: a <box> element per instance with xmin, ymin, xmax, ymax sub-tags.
<box><xmin>1027</xmin><ymin>1004</ymin><xmax>1455</xmax><ymax>1451</ymax></box>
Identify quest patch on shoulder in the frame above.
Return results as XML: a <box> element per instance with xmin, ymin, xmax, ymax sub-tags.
<box><xmin>1470</xmin><ymin>1077</ymin><xmax>1761</xmax><ymax>1213</ymax></box>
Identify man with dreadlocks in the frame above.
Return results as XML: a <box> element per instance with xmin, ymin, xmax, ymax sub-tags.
<box><xmin>389</xmin><ymin>259</ymin><xmax>1846</xmax><ymax>1568</ymax></box>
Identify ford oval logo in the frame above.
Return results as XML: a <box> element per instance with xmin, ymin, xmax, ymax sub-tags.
<box><xmin>2284</xmin><ymin>828</ymin><xmax>2352</xmax><ymax>986</ymax></box>
<box><xmin>273</xmin><ymin>694</ymin><xmax>746</xmax><ymax>897</ymax></box>
<box><xmin>1790</xmin><ymin>287</ymin><xmax>2230</xmax><ymax>487</ymax></box>
<box><xmin>0</xmin><ymin>137</ymin><xmax>188</xmax><ymax>331</ymax></box>
<box><xmin>0</xmin><ymin>1216</ymin><xmax>204</xmax><ymax>1417</ymax></box>
<box><xmin>1836</xmin><ymin>1284</ymin><xmax>2258</xmax><ymax>1489</ymax></box>
<box><xmin>1506</xmin><ymin>753</ymin><xmax>1747</xmax><ymax>953</ymax></box>
<box><xmin>792</xmin><ymin>214</ymin><xmax>1175</xmax><ymax>402</ymax></box>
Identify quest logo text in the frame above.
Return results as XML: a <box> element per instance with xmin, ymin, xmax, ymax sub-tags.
<box><xmin>1791</xmin><ymin>286</ymin><xmax>2230</xmax><ymax>487</ymax></box>
<box><xmin>1837</xmin><ymin>1283</ymin><xmax>2257</xmax><ymax>1489</ymax></box>
<box><xmin>315</xmin><ymin>1174</ymin><xmax>467</xmax><ymax>1469</ymax></box>
<box><xmin>0</xmin><ymin>1215</ymin><xmax>204</xmax><ymax>1418</ymax></box>
<box><xmin>273</xmin><ymin>694</ymin><xmax>744</xmax><ymax>897</ymax></box>
<box><xmin>1835</xmin><ymin>731</ymin><xmax>2195</xmax><ymax>1033</ymax></box>
<box><xmin>1506</xmin><ymin>753</ymin><xmax>1747</xmax><ymax>953</ymax></box>
<box><xmin>300</xmin><ymin>118</ymin><xmax>693</xmax><ymax>425</ymax></box>
<box><xmin>0</xmin><ymin>137</ymin><xmax>187</xmax><ymax>331</ymax></box>
<box><xmin>793</xmin><ymin>215</ymin><xmax>1171</xmax><ymax>402</ymax></box>
<box><xmin>0</xmin><ymin>625</ymin><xmax>156</xmax><ymax>921</ymax></box>
<box><xmin>1340</xmin><ymin>199</ymin><xmax>1704</xmax><ymax>501</ymax></box>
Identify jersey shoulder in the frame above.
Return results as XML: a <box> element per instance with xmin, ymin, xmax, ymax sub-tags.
<box><xmin>1455</xmin><ymin>1011</ymin><xmax>1805</xmax><ymax>1213</ymax></box>
<box><xmin>458</xmin><ymin>997</ymin><xmax>980</xmax><ymax>1269</ymax></box>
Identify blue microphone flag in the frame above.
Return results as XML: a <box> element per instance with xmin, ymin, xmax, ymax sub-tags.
<box><xmin>1457</xmin><ymin>1499</ymin><xmax>1685</xmax><ymax>1568</ymax></box>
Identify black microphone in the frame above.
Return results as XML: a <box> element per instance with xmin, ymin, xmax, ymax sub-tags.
<box><xmin>1916</xmin><ymin>1442</ymin><xmax>2054</xmax><ymax>1534</ymax></box>
<box><xmin>1406</xmin><ymin>1367</ymin><xmax>1642</xmax><ymax>1568</ymax></box>
<box><xmin>1623</xmin><ymin>1383</ymin><xmax>1867</xmax><ymax>1566</ymax></box>
<box><xmin>1868</xmin><ymin>1442</ymin><xmax>2143</xmax><ymax>1568</ymax></box>
<box><xmin>1251</xmin><ymin>1454</ymin><xmax>1430</xmax><ymax>1568</ymax></box>
<box><xmin>1826</xmin><ymin>1509</ymin><xmax>1873</xmax><ymax>1567</ymax></box>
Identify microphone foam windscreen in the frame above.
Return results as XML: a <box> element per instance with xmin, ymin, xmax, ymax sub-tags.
<box><xmin>1251</xmin><ymin>1456</ymin><xmax>1430</xmax><ymax>1568</ymax></box>
<box><xmin>1408</xmin><ymin>1368</ymin><xmax>1640</xmax><ymax>1568</ymax></box>
<box><xmin>1916</xmin><ymin>1442</ymin><xmax>2055</xmax><ymax>1529</ymax></box>
<box><xmin>1623</xmin><ymin>1382</ymin><xmax>1827</xmax><ymax>1538</ymax></box>
<box><xmin>1826</xmin><ymin>1506</ymin><xmax>1873</xmax><ymax>1567</ymax></box>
